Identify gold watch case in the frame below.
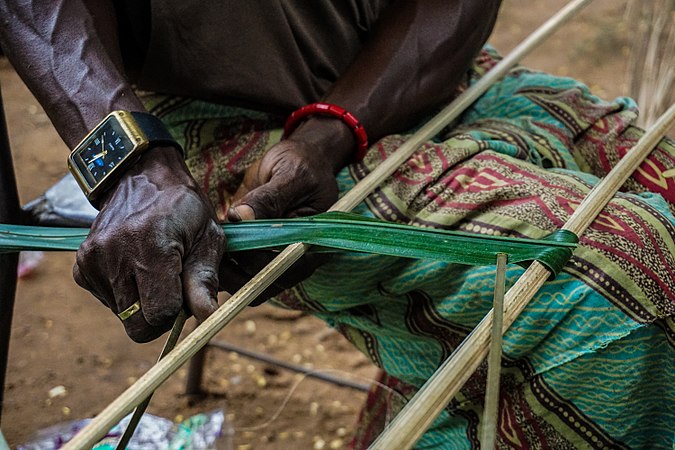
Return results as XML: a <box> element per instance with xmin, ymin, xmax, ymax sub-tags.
<box><xmin>67</xmin><ymin>111</ymin><xmax>149</xmax><ymax>204</ymax></box>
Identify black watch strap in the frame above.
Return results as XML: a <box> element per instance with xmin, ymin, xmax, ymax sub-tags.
<box><xmin>130</xmin><ymin>111</ymin><xmax>185</xmax><ymax>158</ymax></box>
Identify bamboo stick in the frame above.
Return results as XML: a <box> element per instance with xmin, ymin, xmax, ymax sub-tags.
<box><xmin>367</xmin><ymin>103</ymin><xmax>675</xmax><ymax>449</ymax></box>
<box><xmin>62</xmin><ymin>242</ymin><xmax>308</xmax><ymax>449</ymax></box>
<box><xmin>479</xmin><ymin>253</ymin><xmax>507</xmax><ymax>449</ymax></box>
<box><xmin>62</xmin><ymin>1</ymin><xmax>598</xmax><ymax>447</ymax></box>
<box><xmin>114</xmin><ymin>311</ymin><xmax>188</xmax><ymax>450</ymax></box>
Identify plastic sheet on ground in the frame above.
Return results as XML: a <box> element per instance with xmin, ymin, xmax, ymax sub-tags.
<box><xmin>1</xmin><ymin>429</ymin><xmax>10</xmax><ymax>450</ymax></box>
<box><xmin>17</xmin><ymin>409</ymin><xmax>232</xmax><ymax>450</ymax></box>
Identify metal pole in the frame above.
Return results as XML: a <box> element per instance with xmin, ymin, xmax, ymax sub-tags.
<box><xmin>184</xmin><ymin>346</ymin><xmax>208</xmax><ymax>396</ymax></box>
<box><xmin>0</xmin><ymin>83</ymin><xmax>22</xmax><ymax>424</ymax></box>
<box><xmin>206</xmin><ymin>340</ymin><xmax>371</xmax><ymax>392</ymax></box>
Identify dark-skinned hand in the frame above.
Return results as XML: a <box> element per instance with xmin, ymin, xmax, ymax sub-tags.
<box><xmin>229</xmin><ymin>139</ymin><xmax>339</xmax><ymax>221</ymax></box>
<box><xmin>220</xmin><ymin>127</ymin><xmax>347</xmax><ymax>304</ymax></box>
<box><xmin>72</xmin><ymin>146</ymin><xmax>226</xmax><ymax>343</ymax></box>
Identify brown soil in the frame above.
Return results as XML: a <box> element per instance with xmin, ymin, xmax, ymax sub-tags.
<box><xmin>0</xmin><ymin>1</ymin><xmax>658</xmax><ymax>449</ymax></box>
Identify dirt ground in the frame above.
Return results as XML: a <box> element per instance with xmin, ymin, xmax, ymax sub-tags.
<box><xmin>0</xmin><ymin>1</ymin><xmax>665</xmax><ymax>449</ymax></box>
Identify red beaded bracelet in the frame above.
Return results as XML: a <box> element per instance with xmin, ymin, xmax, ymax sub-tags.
<box><xmin>283</xmin><ymin>103</ymin><xmax>369</xmax><ymax>161</ymax></box>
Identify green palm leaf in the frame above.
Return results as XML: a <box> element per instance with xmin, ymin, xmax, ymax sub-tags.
<box><xmin>0</xmin><ymin>212</ymin><xmax>577</xmax><ymax>276</ymax></box>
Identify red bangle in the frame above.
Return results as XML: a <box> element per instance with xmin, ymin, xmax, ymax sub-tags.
<box><xmin>283</xmin><ymin>103</ymin><xmax>369</xmax><ymax>161</ymax></box>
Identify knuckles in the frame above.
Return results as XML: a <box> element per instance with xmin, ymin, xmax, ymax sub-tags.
<box><xmin>142</xmin><ymin>300</ymin><xmax>183</xmax><ymax>327</ymax></box>
<box><xmin>207</xmin><ymin>220</ymin><xmax>226</xmax><ymax>244</ymax></box>
<box><xmin>71</xmin><ymin>170</ymin><xmax>227</xmax><ymax>343</ymax></box>
<box><xmin>124</xmin><ymin>320</ymin><xmax>171</xmax><ymax>343</ymax></box>
<box><xmin>192</xmin><ymin>268</ymin><xmax>220</xmax><ymax>293</ymax></box>
<box><xmin>243</xmin><ymin>150</ymin><xmax>335</xmax><ymax>219</ymax></box>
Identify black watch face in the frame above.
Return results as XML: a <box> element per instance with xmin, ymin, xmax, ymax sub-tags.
<box><xmin>77</xmin><ymin>117</ymin><xmax>134</xmax><ymax>184</ymax></box>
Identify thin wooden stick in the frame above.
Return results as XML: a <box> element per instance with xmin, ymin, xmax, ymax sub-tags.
<box><xmin>480</xmin><ymin>253</ymin><xmax>507</xmax><ymax>449</ymax></box>
<box><xmin>114</xmin><ymin>310</ymin><xmax>187</xmax><ymax>450</ymax></box>
<box><xmin>62</xmin><ymin>1</ymin><xmax>597</xmax><ymax>447</ymax></box>
<box><xmin>367</xmin><ymin>103</ymin><xmax>675</xmax><ymax>450</ymax></box>
<box><xmin>62</xmin><ymin>242</ymin><xmax>308</xmax><ymax>449</ymax></box>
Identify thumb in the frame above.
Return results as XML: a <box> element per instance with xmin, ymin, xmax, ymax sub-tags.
<box><xmin>228</xmin><ymin>176</ymin><xmax>304</xmax><ymax>221</ymax></box>
<box><xmin>181</xmin><ymin>240</ymin><xmax>222</xmax><ymax>323</ymax></box>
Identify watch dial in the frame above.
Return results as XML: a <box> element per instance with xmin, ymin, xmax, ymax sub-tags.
<box><xmin>80</xmin><ymin>119</ymin><xmax>133</xmax><ymax>183</ymax></box>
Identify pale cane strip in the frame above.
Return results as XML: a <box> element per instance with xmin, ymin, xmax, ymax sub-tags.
<box><xmin>479</xmin><ymin>253</ymin><xmax>507</xmax><ymax>449</ymax></box>
<box><xmin>114</xmin><ymin>310</ymin><xmax>188</xmax><ymax>450</ymax></box>
<box><xmin>62</xmin><ymin>1</ymin><xmax>596</xmax><ymax>447</ymax></box>
<box><xmin>367</xmin><ymin>104</ymin><xmax>675</xmax><ymax>449</ymax></box>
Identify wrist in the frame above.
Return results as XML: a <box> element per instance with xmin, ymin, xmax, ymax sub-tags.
<box><xmin>98</xmin><ymin>145</ymin><xmax>191</xmax><ymax>208</ymax></box>
<box><xmin>131</xmin><ymin>145</ymin><xmax>189</xmax><ymax>181</ymax></box>
<box><xmin>283</xmin><ymin>103</ymin><xmax>369</xmax><ymax>170</ymax></box>
<box><xmin>286</xmin><ymin>117</ymin><xmax>357</xmax><ymax>173</ymax></box>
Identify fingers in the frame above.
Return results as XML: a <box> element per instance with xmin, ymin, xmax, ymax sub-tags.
<box><xmin>74</xmin><ymin>248</ymin><xmax>173</xmax><ymax>343</ymax></box>
<box><xmin>227</xmin><ymin>140</ymin><xmax>339</xmax><ymax>221</ymax></box>
<box><xmin>134</xmin><ymin>250</ymin><xmax>184</xmax><ymax>327</ymax></box>
<box><xmin>182</xmin><ymin>265</ymin><xmax>218</xmax><ymax>323</ymax></box>
<box><xmin>73</xmin><ymin>237</ymin><xmax>121</xmax><ymax>312</ymax></box>
<box><xmin>228</xmin><ymin>204</ymin><xmax>256</xmax><ymax>221</ymax></box>
<box><xmin>71</xmin><ymin>155</ymin><xmax>229</xmax><ymax>342</ymax></box>
<box><xmin>182</xmin><ymin>222</ymin><xmax>225</xmax><ymax>322</ymax></box>
<box><xmin>73</xmin><ymin>262</ymin><xmax>110</xmax><ymax>308</ymax></box>
<box><xmin>73</xmin><ymin>197</ymin><xmax>224</xmax><ymax>341</ymax></box>
<box><xmin>228</xmin><ymin>147</ymin><xmax>312</xmax><ymax>221</ymax></box>
<box><xmin>115</xmin><ymin>273</ymin><xmax>173</xmax><ymax>343</ymax></box>
<box><xmin>228</xmin><ymin>169</ymin><xmax>327</xmax><ymax>221</ymax></box>
<box><xmin>228</xmin><ymin>177</ymin><xmax>294</xmax><ymax>220</ymax></box>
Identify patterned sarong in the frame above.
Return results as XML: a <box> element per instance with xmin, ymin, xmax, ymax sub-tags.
<box><xmin>141</xmin><ymin>47</ymin><xmax>675</xmax><ymax>449</ymax></box>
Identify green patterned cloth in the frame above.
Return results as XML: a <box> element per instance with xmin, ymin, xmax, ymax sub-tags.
<box><xmin>141</xmin><ymin>47</ymin><xmax>675</xmax><ymax>449</ymax></box>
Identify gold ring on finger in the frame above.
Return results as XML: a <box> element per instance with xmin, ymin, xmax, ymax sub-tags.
<box><xmin>118</xmin><ymin>301</ymin><xmax>141</xmax><ymax>321</ymax></box>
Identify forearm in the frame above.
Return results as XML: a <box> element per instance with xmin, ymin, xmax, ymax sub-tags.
<box><xmin>290</xmin><ymin>0</ymin><xmax>501</xmax><ymax>171</ymax></box>
<box><xmin>332</xmin><ymin>0</ymin><xmax>501</xmax><ymax>137</ymax></box>
<box><xmin>0</xmin><ymin>0</ymin><xmax>144</xmax><ymax>148</ymax></box>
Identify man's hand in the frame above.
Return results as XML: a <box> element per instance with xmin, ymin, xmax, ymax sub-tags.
<box><xmin>227</xmin><ymin>138</ymin><xmax>339</xmax><ymax>221</ymax></box>
<box><xmin>221</xmin><ymin>127</ymin><xmax>346</xmax><ymax>303</ymax></box>
<box><xmin>73</xmin><ymin>146</ymin><xmax>225</xmax><ymax>342</ymax></box>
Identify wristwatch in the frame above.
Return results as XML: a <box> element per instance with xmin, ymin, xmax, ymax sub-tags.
<box><xmin>68</xmin><ymin>110</ymin><xmax>183</xmax><ymax>206</ymax></box>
